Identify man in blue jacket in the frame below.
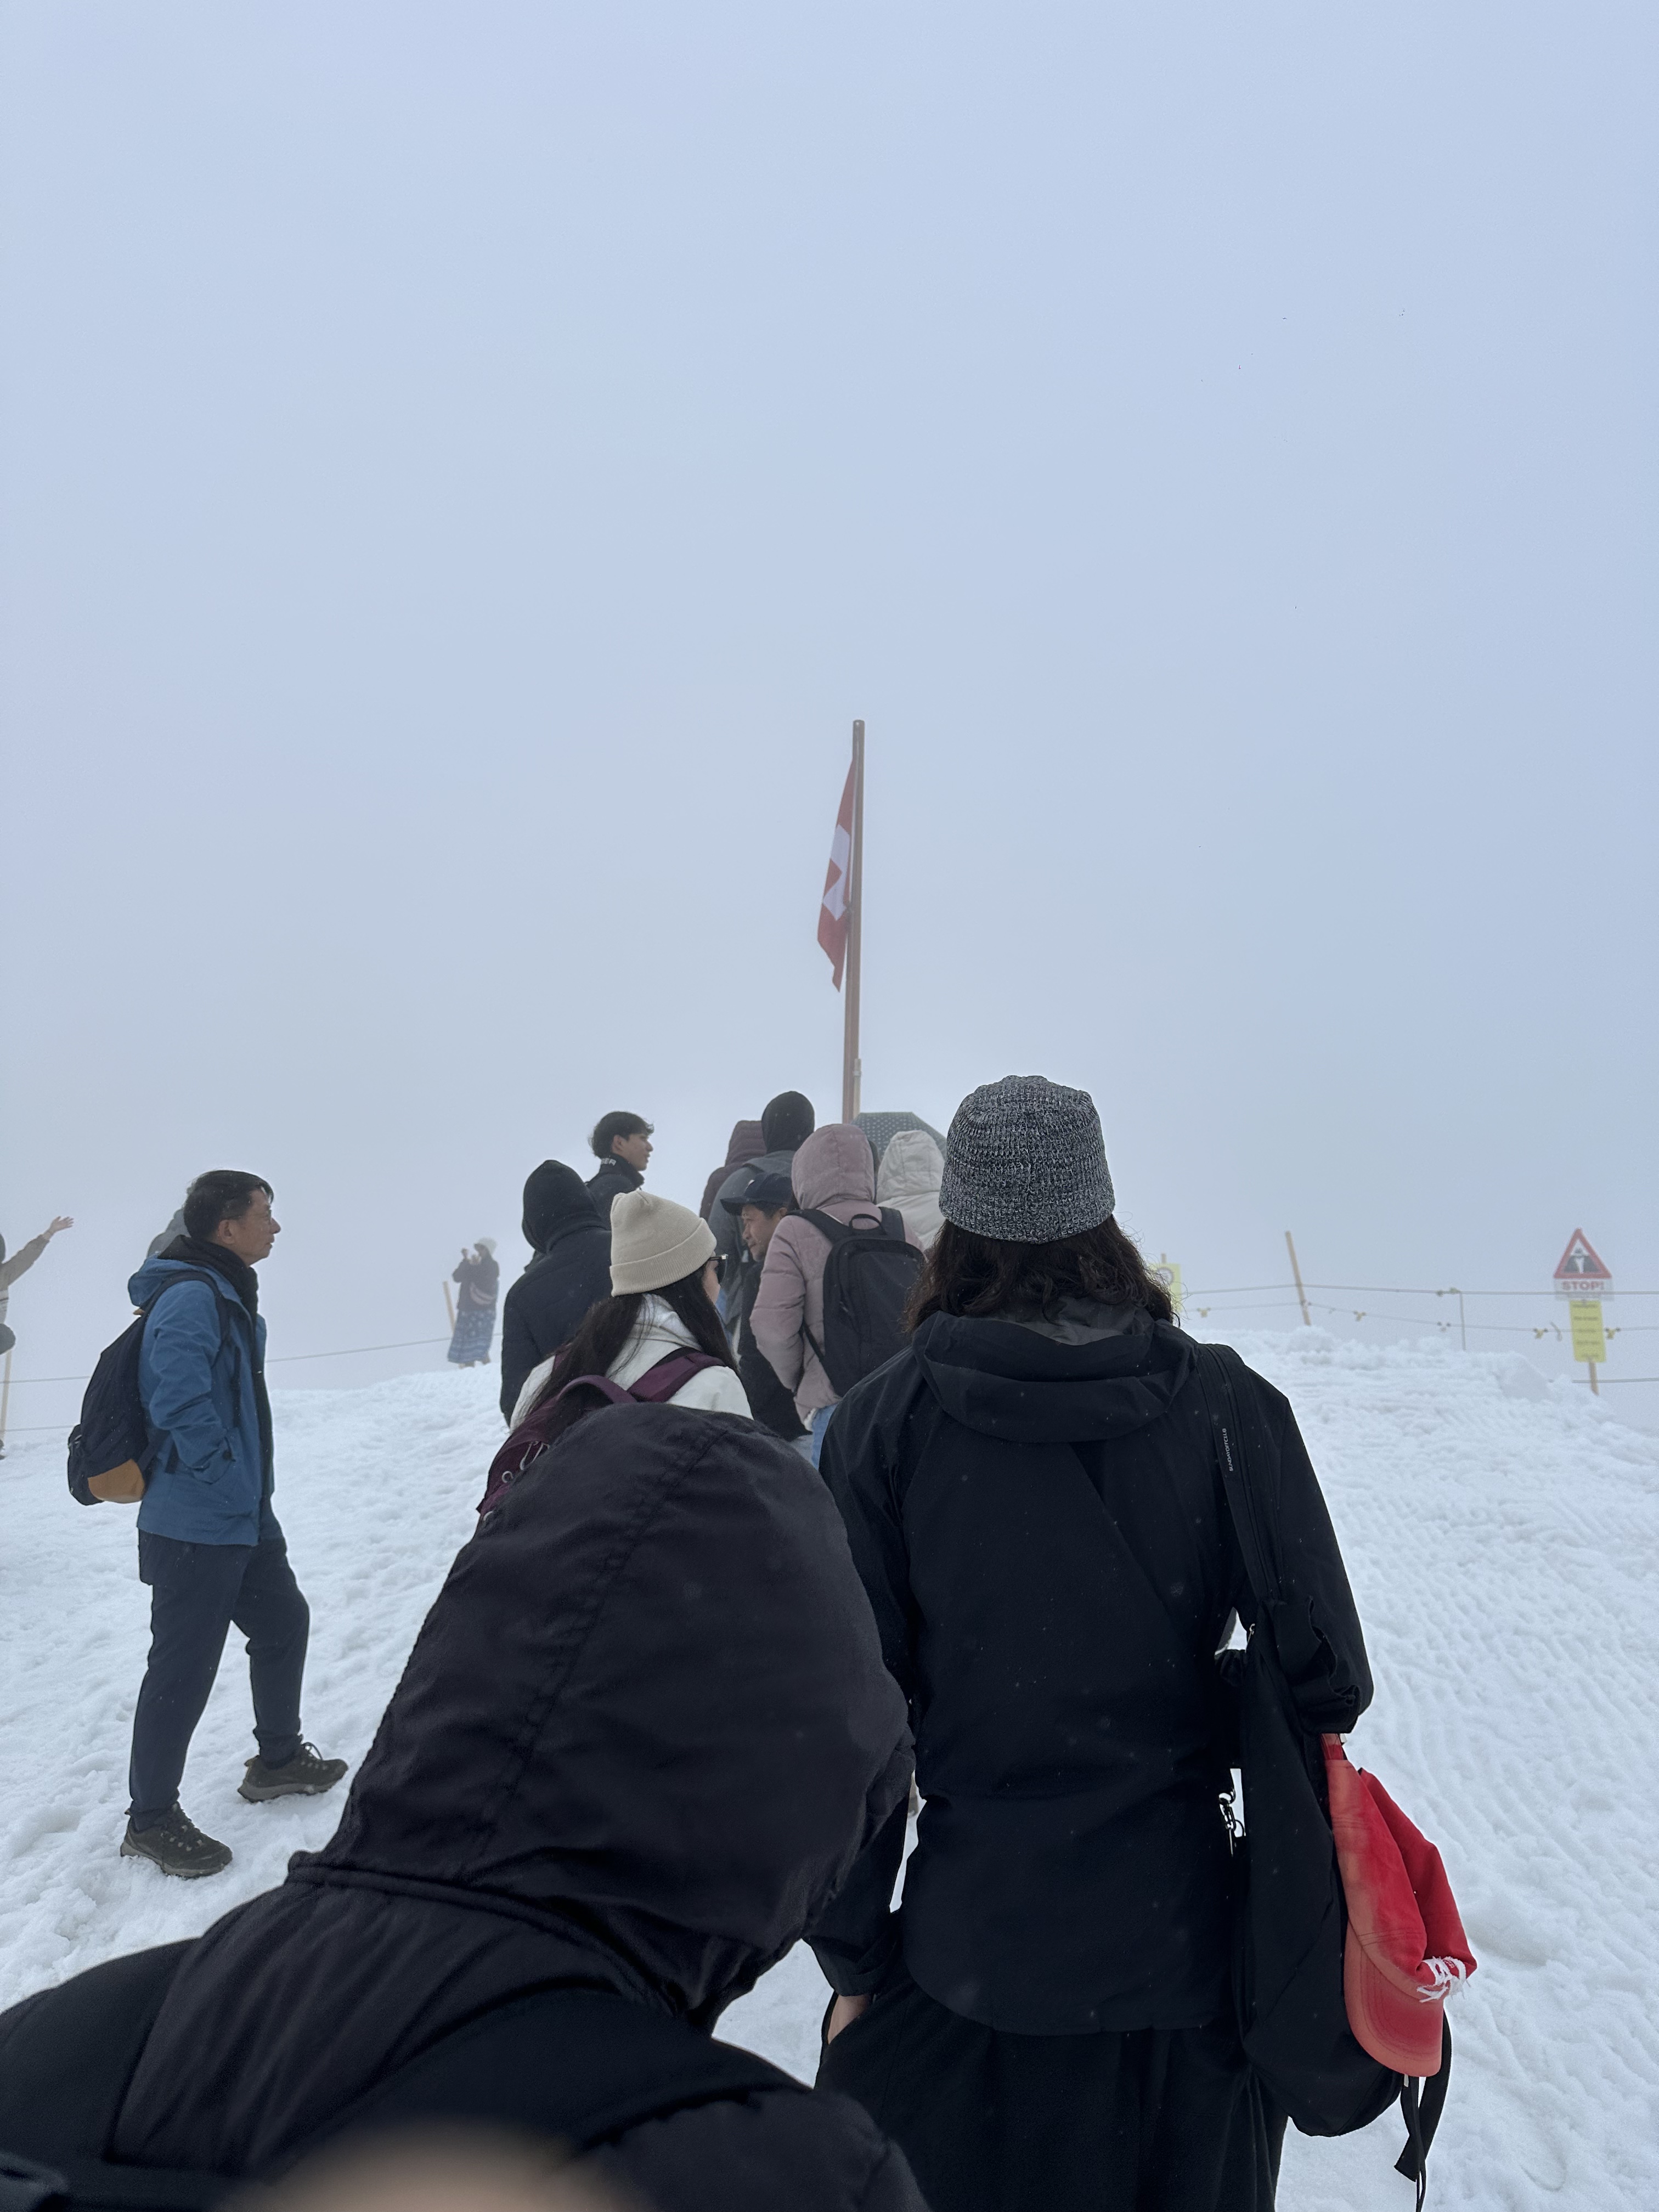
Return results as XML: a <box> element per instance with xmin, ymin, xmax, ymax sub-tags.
<box><xmin>123</xmin><ymin>1170</ymin><xmax>346</xmax><ymax>1879</ymax></box>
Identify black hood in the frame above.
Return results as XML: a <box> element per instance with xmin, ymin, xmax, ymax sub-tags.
<box><xmin>300</xmin><ymin>1405</ymin><xmax>910</xmax><ymax>2023</ymax></box>
<box><xmin>521</xmin><ymin>1161</ymin><xmax>602</xmax><ymax>1252</ymax></box>
<box><xmin>761</xmin><ymin>1091</ymin><xmax>815</xmax><ymax>1152</ymax></box>
<box><xmin>909</xmin><ymin>1311</ymin><xmax>1194</xmax><ymax>1443</ymax></box>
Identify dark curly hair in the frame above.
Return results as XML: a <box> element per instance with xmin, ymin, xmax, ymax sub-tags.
<box><xmin>905</xmin><ymin>1216</ymin><xmax>1175</xmax><ymax>1331</ymax></box>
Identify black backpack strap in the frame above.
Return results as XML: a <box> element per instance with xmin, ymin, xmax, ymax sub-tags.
<box><xmin>1395</xmin><ymin>2015</ymin><xmax>1453</xmax><ymax>2208</ymax></box>
<box><xmin>138</xmin><ymin>1271</ymin><xmax>224</xmax><ymax>1321</ymax></box>
<box><xmin>799</xmin><ymin>1207</ymin><xmax>888</xmax><ymax>1244</ymax></box>
<box><xmin>1189</xmin><ymin>1343</ymin><xmax>1278</xmax><ymax>1623</ymax></box>
<box><xmin>138</xmin><ymin>1272</ymin><xmax>237</xmax><ymax>1378</ymax></box>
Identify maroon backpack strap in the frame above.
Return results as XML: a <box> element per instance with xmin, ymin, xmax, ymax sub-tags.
<box><xmin>556</xmin><ymin>1351</ymin><xmax>721</xmax><ymax>1407</ymax></box>
<box><xmin>555</xmin><ymin>1372</ymin><xmax>635</xmax><ymax>1408</ymax></box>
<box><xmin>475</xmin><ymin>1374</ymin><xmax>629</xmax><ymax>1518</ymax></box>
<box><xmin>476</xmin><ymin>1353</ymin><xmax>725</xmax><ymax>1519</ymax></box>
<box><xmin>621</xmin><ymin>1349</ymin><xmax>723</xmax><ymax>1403</ymax></box>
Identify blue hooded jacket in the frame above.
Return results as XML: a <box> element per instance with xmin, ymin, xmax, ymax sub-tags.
<box><xmin>128</xmin><ymin>1255</ymin><xmax>276</xmax><ymax>1546</ymax></box>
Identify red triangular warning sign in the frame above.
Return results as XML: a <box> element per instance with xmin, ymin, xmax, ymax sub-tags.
<box><xmin>1553</xmin><ymin>1229</ymin><xmax>1611</xmax><ymax>1285</ymax></box>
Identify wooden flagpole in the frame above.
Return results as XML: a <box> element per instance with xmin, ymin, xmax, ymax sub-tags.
<box><xmin>841</xmin><ymin>720</ymin><xmax>865</xmax><ymax>1122</ymax></box>
<box><xmin>1285</xmin><ymin>1231</ymin><xmax>1312</xmax><ymax>1327</ymax></box>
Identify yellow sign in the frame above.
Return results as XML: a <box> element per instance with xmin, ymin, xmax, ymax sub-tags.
<box><xmin>1569</xmin><ymin>1300</ymin><xmax>1606</xmax><ymax>1364</ymax></box>
<box><xmin>1152</xmin><ymin>1256</ymin><xmax>1183</xmax><ymax>1312</ymax></box>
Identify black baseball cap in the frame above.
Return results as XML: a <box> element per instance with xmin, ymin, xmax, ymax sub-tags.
<box><xmin>721</xmin><ymin>1172</ymin><xmax>793</xmax><ymax>1215</ymax></box>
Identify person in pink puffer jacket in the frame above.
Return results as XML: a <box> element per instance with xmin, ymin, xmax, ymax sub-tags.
<box><xmin>750</xmin><ymin>1124</ymin><xmax>921</xmax><ymax>1464</ymax></box>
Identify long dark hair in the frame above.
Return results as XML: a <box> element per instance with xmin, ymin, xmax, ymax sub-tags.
<box><xmin>905</xmin><ymin>1216</ymin><xmax>1176</xmax><ymax>1330</ymax></box>
<box><xmin>528</xmin><ymin>1263</ymin><xmax>736</xmax><ymax>1447</ymax></box>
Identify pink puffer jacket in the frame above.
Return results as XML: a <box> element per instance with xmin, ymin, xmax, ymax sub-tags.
<box><xmin>749</xmin><ymin>1124</ymin><xmax>919</xmax><ymax>1418</ymax></box>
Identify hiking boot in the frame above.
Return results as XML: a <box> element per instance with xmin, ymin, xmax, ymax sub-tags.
<box><xmin>121</xmin><ymin>1806</ymin><xmax>233</xmax><ymax>1879</ymax></box>
<box><xmin>239</xmin><ymin>1742</ymin><xmax>349</xmax><ymax>1802</ymax></box>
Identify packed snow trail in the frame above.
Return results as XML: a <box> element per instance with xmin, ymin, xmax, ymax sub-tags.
<box><xmin>2</xmin><ymin>1338</ymin><xmax>1655</xmax><ymax>2210</ymax></box>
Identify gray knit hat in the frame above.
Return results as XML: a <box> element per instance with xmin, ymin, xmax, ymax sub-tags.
<box><xmin>939</xmin><ymin>1076</ymin><xmax>1115</xmax><ymax>1243</ymax></box>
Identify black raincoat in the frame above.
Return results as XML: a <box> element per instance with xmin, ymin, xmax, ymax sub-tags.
<box><xmin>17</xmin><ymin>1404</ymin><xmax>919</xmax><ymax>2211</ymax></box>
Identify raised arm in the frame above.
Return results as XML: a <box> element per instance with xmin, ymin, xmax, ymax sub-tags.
<box><xmin>0</xmin><ymin>1217</ymin><xmax>70</xmax><ymax>1290</ymax></box>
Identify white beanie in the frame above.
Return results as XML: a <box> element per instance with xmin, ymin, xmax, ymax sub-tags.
<box><xmin>609</xmin><ymin>1190</ymin><xmax>716</xmax><ymax>1297</ymax></box>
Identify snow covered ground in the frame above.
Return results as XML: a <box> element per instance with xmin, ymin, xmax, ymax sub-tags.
<box><xmin>2</xmin><ymin>1335</ymin><xmax>1656</xmax><ymax>2209</ymax></box>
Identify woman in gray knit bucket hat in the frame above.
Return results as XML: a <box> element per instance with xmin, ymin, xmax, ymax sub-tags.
<box><xmin>809</xmin><ymin>1076</ymin><xmax>1372</xmax><ymax>2212</ymax></box>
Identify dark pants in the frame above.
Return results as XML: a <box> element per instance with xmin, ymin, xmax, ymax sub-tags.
<box><xmin>129</xmin><ymin>1533</ymin><xmax>309</xmax><ymax>1827</ymax></box>
<box><xmin>819</xmin><ymin>1963</ymin><xmax>1285</xmax><ymax>2212</ymax></box>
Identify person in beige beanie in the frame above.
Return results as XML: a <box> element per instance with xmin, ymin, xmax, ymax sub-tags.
<box><xmin>505</xmin><ymin>1190</ymin><xmax>752</xmax><ymax>1435</ymax></box>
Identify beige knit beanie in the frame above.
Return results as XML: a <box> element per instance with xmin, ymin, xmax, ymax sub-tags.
<box><xmin>608</xmin><ymin>1189</ymin><xmax>716</xmax><ymax>1297</ymax></box>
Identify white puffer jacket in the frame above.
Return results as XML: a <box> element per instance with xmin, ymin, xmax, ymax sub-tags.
<box><xmin>509</xmin><ymin>1295</ymin><xmax>752</xmax><ymax>1429</ymax></box>
<box><xmin>876</xmin><ymin>1129</ymin><xmax>946</xmax><ymax>1252</ymax></box>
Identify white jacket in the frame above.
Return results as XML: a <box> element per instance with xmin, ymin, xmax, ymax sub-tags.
<box><xmin>876</xmin><ymin>1129</ymin><xmax>946</xmax><ymax>1251</ymax></box>
<box><xmin>510</xmin><ymin>1295</ymin><xmax>751</xmax><ymax>1429</ymax></box>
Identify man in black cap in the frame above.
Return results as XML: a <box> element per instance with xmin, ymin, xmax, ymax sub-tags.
<box><xmin>722</xmin><ymin>1171</ymin><xmax>809</xmax><ymax>1453</ymax></box>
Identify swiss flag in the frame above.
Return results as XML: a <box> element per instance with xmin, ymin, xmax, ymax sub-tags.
<box><xmin>817</xmin><ymin>759</ymin><xmax>855</xmax><ymax>989</ymax></box>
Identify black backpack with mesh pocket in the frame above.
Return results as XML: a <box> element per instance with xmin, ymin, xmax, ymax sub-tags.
<box><xmin>799</xmin><ymin>1207</ymin><xmax>923</xmax><ymax>1396</ymax></box>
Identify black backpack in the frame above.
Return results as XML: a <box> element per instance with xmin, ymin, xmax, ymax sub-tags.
<box><xmin>0</xmin><ymin>1939</ymin><xmax>803</xmax><ymax>2211</ymax></box>
<box><xmin>66</xmin><ymin>1271</ymin><xmax>222</xmax><ymax>1508</ymax></box>
<box><xmin>1193</xmin><ymin>1343</ymin><xmax>1453</xmax><ymax>2202</ymax></box>
<box><xmin>800</xmin><ymin>1207</ymin><xmax>923</xmax><ymax>1396</ymax></box>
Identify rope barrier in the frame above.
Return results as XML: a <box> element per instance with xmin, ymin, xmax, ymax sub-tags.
<box><xmin>1190</xmin><ymin>1282</ymin><xmax>1659</xmax><ymax>1300</ymax></box>
<box><xmin>4</xmin><ymin>1336</ymin><xmax>452</xmax><ymax>1390</ymax></box>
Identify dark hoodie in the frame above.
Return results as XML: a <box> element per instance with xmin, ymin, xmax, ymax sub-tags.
<box><xmin>809</xmin><ymin>1312</ymin><xmax>1370</xmax><ymax>2039</ymax></box>
<box><xmin>709</xmin><ymin>1093</ymin><xmax>817</xmax><ymax>1274</ymax></box>
<box><xmin>700</xmin><ymin>1119</ymin><xmax>765</xmax><ymax>1221</ymax></box>
<box><xmin>498</xmin><ymin>1162</ymin><xmax>613</xmax><ymax>1421</ymax></box>
<box><xmin>103</xmin><ymin>1404</ymin><xmax>918</xmax><ymax>2209</ymax></box>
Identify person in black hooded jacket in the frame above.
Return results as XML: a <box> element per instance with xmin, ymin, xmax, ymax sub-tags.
<box><xmin>809</xmin><ymin>1076</ymin><xmax>1371</xmax><ymax>2212</ymax></box>
<box><xmin>499</xmin><ymin>1161</ymin><xmax>614</xmax><ymax>1422</ymax></box>
<box><xmin>0</xmin><ymin>1400</ymin><xmax>922</xmax><ymax>2212</ymax></box>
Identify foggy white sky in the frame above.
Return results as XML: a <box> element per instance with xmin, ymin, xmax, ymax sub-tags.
<box><xmin>4</xmin><ymin>2</ymin><xmax>1656</xmax><ymax>1437</ymax></box>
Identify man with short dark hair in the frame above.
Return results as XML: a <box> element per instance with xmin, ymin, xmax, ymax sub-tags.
<box><xmin>121</xmin><ymin>1171</ymin><xmax>346</xmax><ymax>1879</ymax></box>
<box><xmin>586</xmin><ymin>1111</ymin><xmax>654</xmax><ymax>1220</ymax></box>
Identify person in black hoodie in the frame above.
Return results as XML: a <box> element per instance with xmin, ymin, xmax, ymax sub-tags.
<box><xmin>708</xmin><ymin>1090</ymin><xmax>815</xmax><ymax>1285</ymax></box>
<box><xmin>811</xmin><ymin>1076</ymin><xmax>1372</xmax><ymax>2212</ymax></box>
<box><xmin>0</xmin><ymin>1397</ymin><xmax>922</xmax><ymax>2212</ymax></box>
<box><xmin>499</xmin><ymin>1163</ymin><xmax>613</xmax><ymax>1423</ymax></box>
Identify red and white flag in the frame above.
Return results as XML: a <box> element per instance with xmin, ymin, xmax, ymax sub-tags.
<box><xmin>817</xmin><ymin>759</ymin><xmax>855</xmax><ymax>989</ymax></box>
